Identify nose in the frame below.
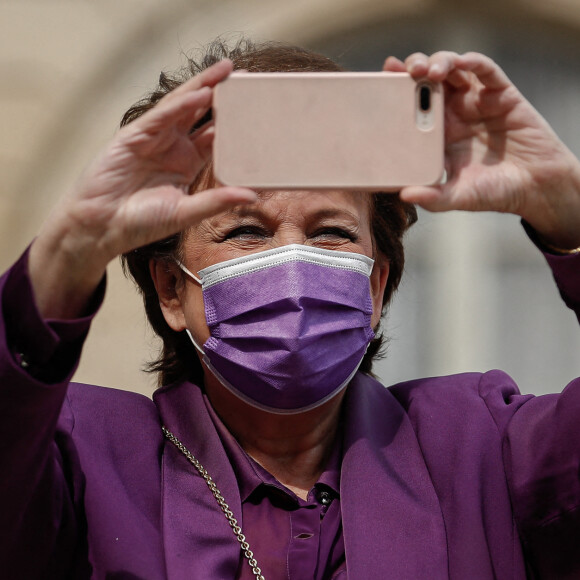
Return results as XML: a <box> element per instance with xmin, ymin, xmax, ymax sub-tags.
<box><xmin>272</xmin><ymin>225</ymin><xmax>307</xmax><ymax>248</ymax></box>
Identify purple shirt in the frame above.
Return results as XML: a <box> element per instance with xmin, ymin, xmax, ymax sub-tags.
<box><xmin>205</xmin><ymin>396</ymin><xmax>346</xmax><ymax>579</ymax></box>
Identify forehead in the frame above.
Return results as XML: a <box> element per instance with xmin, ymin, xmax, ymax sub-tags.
<box><xmin>209</xmin><ymin>189</ymin><xmax>372</xmax><ymax>224</ymax></box>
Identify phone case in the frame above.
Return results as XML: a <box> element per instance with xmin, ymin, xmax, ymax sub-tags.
<box><xmin>213</xmin><ymin>71</ymin><xmax>444</xmax><ymax>190</ymax></box>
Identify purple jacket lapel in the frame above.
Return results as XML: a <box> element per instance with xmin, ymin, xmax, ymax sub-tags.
<box><xmin>341</xmin><ymin>373</ymin><xmax>448</xmax><ymax>579</ymax></box>
<box><xmin>154</xmin><ymin>382</ymin><xmax>242</xmax><ymax>580</ymax></box>
<box><xmin>154</xmin><ymin>374</ymin><xmax>449</xmax><ymax>579</ymax></box>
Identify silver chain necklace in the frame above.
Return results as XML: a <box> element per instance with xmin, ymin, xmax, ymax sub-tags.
<box><xmin>162</xmin><ymin>426</ymin><xmax>266</xmax><ymax>580</ymax></box>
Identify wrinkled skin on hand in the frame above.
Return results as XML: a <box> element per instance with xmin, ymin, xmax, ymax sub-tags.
<box><xmin>28</xmin><ymin>59</ymin><xmax>256</xmax><ymax>319</ymax></box>
<box><xmin>384</xmin><ymin>51</ymin><xmax>580</xmax><ymax>249</ymax></box>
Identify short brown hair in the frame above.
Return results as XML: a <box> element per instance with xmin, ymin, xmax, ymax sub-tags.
<box><xmin>121</xmin><ymin>38</ymin><xmax>417</xmax><ymax>387</ymax></box>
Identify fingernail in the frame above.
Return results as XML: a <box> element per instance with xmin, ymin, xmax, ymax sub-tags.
<box><xmin>409</xmin><ymin>60</ymin><xmax>426</xmax><ymax>75</ymax></box>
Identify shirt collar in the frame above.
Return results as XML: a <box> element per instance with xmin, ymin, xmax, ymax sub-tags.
<box><xmin>203</xmin><ymin>394</ymin><xmax>342</xmax><ymax>503</ymax></box>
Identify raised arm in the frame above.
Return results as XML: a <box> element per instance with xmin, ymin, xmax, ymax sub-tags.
<box><xmin>384</xmin><ymin>51</ymin><xmax>580</xmax><ymax>251</ymax></box>
<box><xmin>28</xmin><ymin>58</ymin><xmax>256</xmax><ymax>320</ymax></box>
<box><xmin>0</xmin><ymin>58</ymin><xmax>256</xmax><ymax>576</ymax></box>
<box><xmin>383</xmin><ymin>53</ymin><xmax>580</xmax><ymax>577</ymax></box>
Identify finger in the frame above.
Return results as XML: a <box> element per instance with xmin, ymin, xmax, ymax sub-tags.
<box><xmin>176</xmin><ymin>186</ymin><xmax>257</xmax><ymax>227</ymax></box>
<box><xmin>423</xmin><ymin>51</ymin><xmax>466</xmax><ymax>82</ymax></box>
<box><xmin>412</xmin><ymin>51</ymin><xmax>475</xmax><ymax>85</ymax></box>
<box><xmin>164</xmin><ymin>58</ymin><xmax>233</xmax><ymax>99</ymax></box>
<box><xmin>382</xmin><ymin>56</ymin><xmax>406</xmax><ymax>72</ymax></box>
<box><xmin>186</xmin><ymin>124</ymin><xmax>215</xmax><ymax>170</ymax></box>
<box><xmin>399</xmin><ymin>185</ymin><xmax>454</xmax><ymax>213</ymax></box>
<box><xmin>404</xmin><ymin>51</ymin><xmax>461</xmax><ymax>84</ymax></box>
<box><xmin>190</xmin><ymin>117</ymin><xmax>215</xmax><ymax>140</ymax></box>
<box><xmin>134</xmin><ymin>59</ymin><xmax>233</xmax><ymax>132</ymax></box>
<box><xmin>444</xmin><ymin>68</ymin><xmax>472</xmax><ymax>89</ymax></box>
<box><xmin>454</xmin><ymin>52</ymin><xmax>512</xmax><ymax>90</ymax></box>
<box><xmin>191</xmin><ymin>123</ymin><xmax>215</xmax><ymax>152</ymax></box>
<box><xmin>169</xmin><ymin>87</ymin><xmax>214</xmax><ymax>134</ymax></box>
<box><xmin>404</xmin><ymin>52</ymin><xmax>430</xmax><ymax>78</ymax></box>
<box><xmin>121</xmin><ymin>85</ymin><xmax>213</xmax><ymax>146</ymax></box>
<box><xmin>404</xmin><ymin>51</ymin><xmax>483</xmax><ymax>88</ymax></box>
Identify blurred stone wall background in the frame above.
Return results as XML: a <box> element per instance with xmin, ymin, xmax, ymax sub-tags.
<box><xmin>2</xmin><ymin>0</ymin><xmax>580</xmax><ymax>396</ymax></box>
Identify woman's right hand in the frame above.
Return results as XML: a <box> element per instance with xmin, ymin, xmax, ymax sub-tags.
<box><xmin>28</xmin><ymin>59</ymin><xmax>256</xmax><ymax>320</ymax></box>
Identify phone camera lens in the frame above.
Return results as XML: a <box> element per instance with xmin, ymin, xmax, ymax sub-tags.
<box><xmin>419</xmin><ymin>85</ymin><xmax>431</xmax><ymax>112</ymax></box>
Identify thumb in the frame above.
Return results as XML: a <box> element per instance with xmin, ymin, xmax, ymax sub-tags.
<box><xmin>175</xmin><ymin>186</ymin><xmax>258</xmax><ymax>227</ymax></box>
<box><xmin>400</xmin><ymin>185</ymin><xmax>454</xmax><ymax>213</ymax></box>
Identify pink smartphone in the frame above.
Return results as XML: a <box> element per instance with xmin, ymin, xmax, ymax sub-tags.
<box><xmin>213</xmin><ymin>71</ymin><xmax>444</xmax><ymax>190</ymax></box>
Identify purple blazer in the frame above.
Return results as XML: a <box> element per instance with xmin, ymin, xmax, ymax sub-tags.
<box><xmin>1</xmin><ymin>248</ymin><xmax>580</xmax><ymax>579</ymax></box>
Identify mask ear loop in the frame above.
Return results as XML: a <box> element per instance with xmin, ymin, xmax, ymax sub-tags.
<box><xmin>185</xmin><ymin>329</ymin><xmax>206</xmax><ymax>356</ymax></box>
<box><xmin>175</xmin><ymin>260</ymin><xmax>206</xmax><ymax>355</ymax></box>
<box><xmin>175</xmin><ymin>260</ymin><xmax>202</xmax><ymax>285</ymax></box>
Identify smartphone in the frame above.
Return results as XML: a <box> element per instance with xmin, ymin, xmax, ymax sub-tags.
<box><xmin>213</xmin><ymin>71</ymin><xmax>444</xmax><ymax>190</ymax></box>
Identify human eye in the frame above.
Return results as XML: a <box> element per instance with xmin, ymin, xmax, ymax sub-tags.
<box><xmin>311</xmin><ymin>226</ymin><xmax>358</xmax><ymax>242</ymax></box>
<box><xmin>222</xmin><ymin>225</ymin><xmax>269</xmax><ymax>242</ymax></box>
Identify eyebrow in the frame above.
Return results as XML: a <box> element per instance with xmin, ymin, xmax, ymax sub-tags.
<box><xmin>221</xmin><ymin>206</ymin><xmax>362</xmax><ymax>223</ymax></box>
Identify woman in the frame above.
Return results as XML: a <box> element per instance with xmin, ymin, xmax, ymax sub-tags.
<box><xmin>2</xmin><ymin>39</ymin><xmax>580</xmax><ymax>579</ymax></box>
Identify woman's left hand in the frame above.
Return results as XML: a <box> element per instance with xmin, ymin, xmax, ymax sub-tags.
<box><xmin>384</xmin><ymin>51</ymin><xmax>580</xmax><ymax>249</ymax></box>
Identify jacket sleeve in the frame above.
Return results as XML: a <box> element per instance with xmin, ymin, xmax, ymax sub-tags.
<box><xmin>0</xmin><ymin>248</ymin><xmax>104</xmax><ymax>578</ymax></box>
<box><xmin>481</xmin><ymin>247</ymin><xmax>580</xmax><ymax>579</ymax></box>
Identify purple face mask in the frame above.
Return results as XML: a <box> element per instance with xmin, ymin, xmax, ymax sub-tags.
<box><xmin>179</xmin><ymin>244</ymin><xmax>375</xmax><ymax>414</ymax></box>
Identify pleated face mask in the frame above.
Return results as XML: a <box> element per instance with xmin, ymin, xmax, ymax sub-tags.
<box><xmin>178</xmin><ymin>244</ymin><xmax>375</xmax><ymax>414</ymax></box>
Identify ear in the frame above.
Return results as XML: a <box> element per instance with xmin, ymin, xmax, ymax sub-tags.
<box><xmin>369</xmin><ymin>258</ymin><xmax>389</xmax><ymax>328</ymax></box>
<box><xmin>149</xmin><ymin>259</ymin><xmax>187</xmax><ymax>332</ymax></box>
